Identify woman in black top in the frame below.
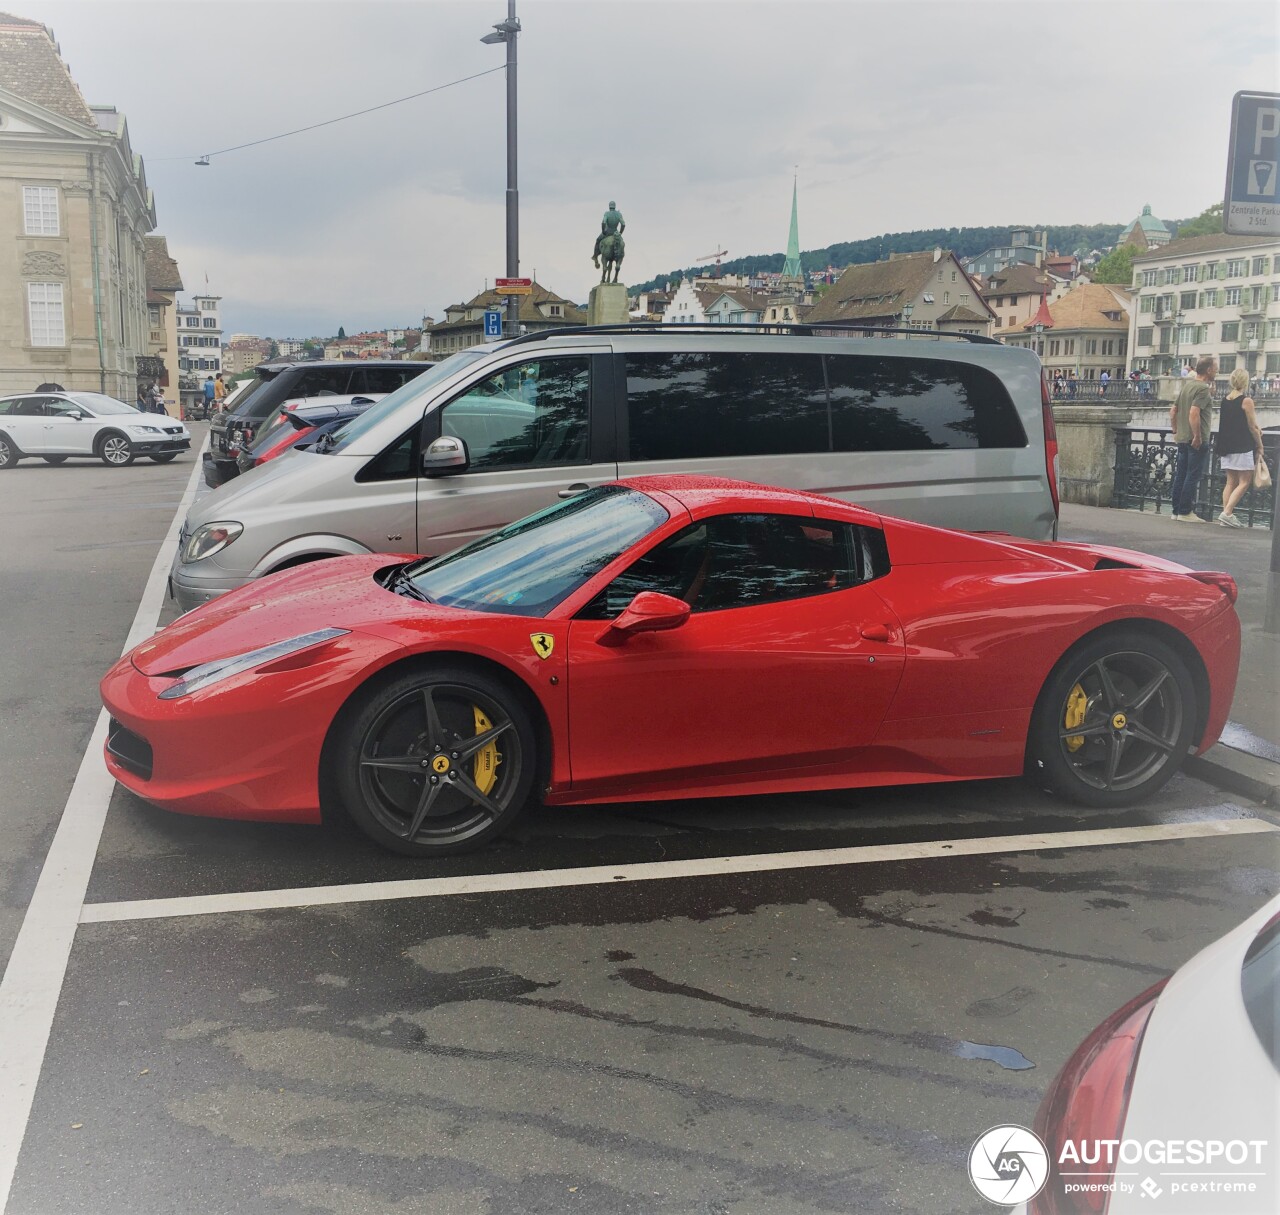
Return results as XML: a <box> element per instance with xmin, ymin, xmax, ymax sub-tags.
<box><xmin>1217</xmin><ymin>368</ymin><xmax>1265</xmax><ymax>528</ymax></box>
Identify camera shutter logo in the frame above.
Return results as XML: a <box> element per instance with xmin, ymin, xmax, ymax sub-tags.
<box><xmin>968</xmin><ymin>1125</ymin><xmax>1050</xmax><ymax>1205</ymax></box>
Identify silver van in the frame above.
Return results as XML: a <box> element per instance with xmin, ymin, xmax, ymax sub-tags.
<box><xmin>170</xmin><ymin>326</ymin><xmax>1059</xmax><ymax>611</ymax></box>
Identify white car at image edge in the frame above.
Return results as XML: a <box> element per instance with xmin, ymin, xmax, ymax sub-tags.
<box><xmin>0</xmin><ymin>390</ymin><xmax>191</xmax><ymax>468</ymax></box>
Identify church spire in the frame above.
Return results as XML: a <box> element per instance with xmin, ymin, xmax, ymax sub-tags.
<box><xmin>781</xmin><ymin>175</ymin><xmax>802</xmax><ymax>280</ymax></box>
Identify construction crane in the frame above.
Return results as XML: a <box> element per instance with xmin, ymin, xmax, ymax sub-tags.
<box><xmin>696</xmin><ymin>248</ymin><xmax>729</xmax><ymax>277</ymax></box>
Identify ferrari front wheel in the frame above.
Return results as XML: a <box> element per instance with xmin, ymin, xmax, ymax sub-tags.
<box><xmin>335</xmin><ymin>665</ymin><xmax>536</xmax><ymax>856</ymax></box>
<box><xmin>1028</xmin><ymin>631</ymin><xmax>1197</xmax><ymax>808</ymax></box>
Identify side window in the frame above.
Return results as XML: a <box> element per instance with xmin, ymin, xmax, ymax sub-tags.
<box><xmin>825</xmin><ymin>355</ymin><xmax>1027</xmax><ymax>451</ymax></box>
<box><xmin>45</xmin><ymin>398</ymin><xmax>81</xmax><ymax>417</ymax></box>
<box><xmin>15</xmin><ymin>396</ymin><xmax>46</xmax><ymax>416</ymax></box>
<box><xmin>291</xmin><ymin>369</ymin><xmax>352</xmax><ymax>398</ymax></box>
<box><xmin>440</xmin><ymin>357</ymin><xmax>590</xmax><ymax>469</ymax></box>
<box><xmin>0</xmin><ymin>397</ymin><xmax>21</xmax><ymax>415</ymax></box>
<box><xmin>582</xmin><ymin>514</ymin><xmax>887</xmax><ymax>618</ymax></box>
<box><xmin>625</xmin><ymin>351</ymin><xmax>828</xmax><ymax>460</ymax></box>
<box><xmin>355</xmin><ymin>367</ymin><xmax>421</xmax><ymax>394</ymax></box>
<box><xmin>356</xmin><ymin>424</ymin><xmax>418</xmax><ymax>482</ymax></box>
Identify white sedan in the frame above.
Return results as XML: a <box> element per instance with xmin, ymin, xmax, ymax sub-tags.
<box><xmin>0</xmin><ymin>390</ymin><xmax>191</xmax><ymax>468</ymax></box>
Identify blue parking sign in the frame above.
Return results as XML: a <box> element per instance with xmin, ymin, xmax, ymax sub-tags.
<box><xmin>483</xmin><ymin>310</ymin><xmax>502</xmax><ymax>338</ymax></box>
<box><xmin>1224</xmin><ymin>91</ymin><xmax>1280</xmax><ymax>236</ymax></box>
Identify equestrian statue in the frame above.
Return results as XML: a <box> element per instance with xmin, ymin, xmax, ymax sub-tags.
<box><xmin>592</xmin><ymin>200</ymin><xmax>625</xmax><ymax>284</ymax></box>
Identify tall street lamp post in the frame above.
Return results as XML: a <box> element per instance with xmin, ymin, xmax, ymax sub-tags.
<box><xmin>481</xmin><ymin>1</ymin><xmax>521</xmax><ymax>335</ymax></box>
<box><xmin>1172</xmin><ymin>309</ymin><xmax>1185</xmax><ymax>375</ymax></box>
<box><xmin>901</xmin><ymin>300</ymin><xmax>914</xmax><ymax>336</ymax></box>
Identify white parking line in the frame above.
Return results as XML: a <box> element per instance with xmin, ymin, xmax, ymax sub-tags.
<box><xmin>80</xmin><ymin>817</ymin><xmax>1278</xmax><ymax>925</ymax></box>
<box><xmin>0</xmin><ymin>447</ymin><xmax>206</xmax><ymax>1212</ymax></box>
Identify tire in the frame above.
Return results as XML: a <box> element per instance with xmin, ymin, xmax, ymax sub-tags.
<box><xmin>334</xmin><ymin>664</ymin><xmax>537</xmax><ymax>856</ymax></box>
<box><xmin>42</xmin><ymin>455</ymin><xmax>69</xmax><ymax>465</ymax></box>
<box><xmin>1027</xmin><ymin>630</ymin><xmax>1198</xmax><ymax>808</ymax></box>
<box><xmin>150</xmin><ymin>452</ymin><xmax>178</xmax><ymax>463</ymax></box>
<box><xmin>0</xmin><ymin>433</ymin><xmax>19</xmax><ymax>469</ymax></box>
<box><xmin>98</xmin><ymin>432</ymin><xmax>135</xmax><ymax>467</ymax></box>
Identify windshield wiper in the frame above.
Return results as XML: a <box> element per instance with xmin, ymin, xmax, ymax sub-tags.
<box><xmin>388</xmin><ymin>566</ymin><xmax>432</xmax><ymax>602</ymax></box>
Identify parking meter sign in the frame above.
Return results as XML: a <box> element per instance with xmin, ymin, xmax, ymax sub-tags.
<box><xmin>483</xmin><ymin>310</ymin><xmax>502</xmax><ymax>339</ymax></box>
<box><xmin>1224</xmin><ymin>90</ymin><xmax>1280</xmax><ymax>236</ymax></box>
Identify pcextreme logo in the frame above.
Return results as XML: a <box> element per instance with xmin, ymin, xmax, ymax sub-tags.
<box><xmin>968</xmin><ymin>1125</ymin><xmax>1050</xmax><ymax>1206</ymax></box>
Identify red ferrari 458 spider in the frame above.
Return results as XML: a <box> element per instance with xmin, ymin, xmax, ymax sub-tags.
<box><xmin>102</xmin><ymin>476</ymin><xmax>1240</xmax><ymax>857</ymax></box>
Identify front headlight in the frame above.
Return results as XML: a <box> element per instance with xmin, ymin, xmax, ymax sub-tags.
<box><xmin>129</xmin><ymin>424</ymin><xmax>162</xmax><ymax>434</ymax></box>
<box><xmin>158</xmin><ymin>628</ymin><xmax>350</xmax><ymax>700</ymax></box>
<box><xmin>182</xmin><ymin>521</ymin><xmax>243</xmax><ymax>564</ymax></box>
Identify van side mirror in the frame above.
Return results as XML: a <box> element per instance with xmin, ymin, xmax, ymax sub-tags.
<box><xmin>421</xmin><ymin>434</ymin><xmax>470</xmax><ymax>475</ymax></box>
<box><xmin>609</xmin><ymin>591</ymin><xmax>690</xmax><ymax>637</ymax></box>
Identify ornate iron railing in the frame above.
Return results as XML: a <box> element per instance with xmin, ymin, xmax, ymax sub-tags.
<box><xmin>1053</xmin><ymin>378</ymin><xmax>1280</xmax><ymax>404</ymax></box>
<box><xmin>1112</xmin><ymin>428</ymin><xmax>1278</xmax><ymax>527</ymax></box>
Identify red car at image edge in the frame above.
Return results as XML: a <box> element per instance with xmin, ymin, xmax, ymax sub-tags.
<box><xmin>101</xmin><ymin>476</ymin><xmax>1241</xmax><ymax>857</ymax></box>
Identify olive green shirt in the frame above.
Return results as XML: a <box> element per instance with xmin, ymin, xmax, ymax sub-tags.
<box><xmin>1172</xmin><ymin>379</ymin><xmax>1212</xmax><ymax>444</ymax></box>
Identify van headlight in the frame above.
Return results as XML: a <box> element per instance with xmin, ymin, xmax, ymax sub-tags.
<box><xmin>158</xmin><ymin>628</ymin><xmax>349</xmax><ymax>700</ymax></box>
<box><xmin>182</xmin><ymin>521</ymin><xmax>243</xmax><ymax>563</ymax></box>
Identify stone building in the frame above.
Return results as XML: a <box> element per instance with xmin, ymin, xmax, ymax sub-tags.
<box><xmin>143</xmin><ymin>234</ymin><xmax>182</xmax><ymax>413</ymax></box>
<box><xmin>426</xmin><ymin>282</ymin><xmax>585</xmax><ymax>357</ymax></box>
<box><xmin>0</xmin><ymin>13</ymin><xmax>155</xmax><ymax>397</ymax></box>
<box><xmin>1002</xmin><ymin>282</ymin><xmax>1132</xmax><ymax>383</ymax></box>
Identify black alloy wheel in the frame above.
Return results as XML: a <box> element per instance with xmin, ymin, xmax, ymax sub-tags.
<box><xmin>1029</xmin><ymin>631</ymin><xmax>1197</xmax><ymax>807</ymax></box>
<box><xmin>42</xmin><ymin>455</ymin><xmax>68</xmax><ymax>465</ymax></box>
<box><xmin>0</xmin><ymin>434</ymin><xmax>18</xmax><ymax>469</ymax></box>
<box><xmin>98</xmin><ymin>433</ymin><xmax>135</xmax><ymax>467</ymax></box>
<box><xmin>335</xmin><ymin>665</ymin><xmax>537</xmax><ymax>856</ymax></box>
<box><xmin>150</xmin><ymin>452</ymin><xmax>178</xmax><ymax>463</ymax></box>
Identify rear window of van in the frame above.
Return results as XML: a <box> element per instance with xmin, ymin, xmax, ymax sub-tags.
<box><xmin>625</xmin><ymin>351</ymin><xmax>1027</xmax><ymax>460</ymax></box>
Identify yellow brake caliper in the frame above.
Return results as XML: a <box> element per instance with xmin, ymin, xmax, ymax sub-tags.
<box><xmin>1064</xmin><ymin>683</ymin><xmax>1088</xmax><ymax>752</ymax></box>
<box><xmin>472</xmin><ymin>706</ymin><xmax>501</xmax><ymax>794</ymax></box>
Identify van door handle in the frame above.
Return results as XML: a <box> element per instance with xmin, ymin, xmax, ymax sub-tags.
<box><xmin>558</xmin><ymin>482</ymin><xmax>590</xmax><ymax>499</ymax></box>
<box><xmin>860</xmin><ymin>624</ymin><xmax>893</xmax><ymax>643</ymax></box>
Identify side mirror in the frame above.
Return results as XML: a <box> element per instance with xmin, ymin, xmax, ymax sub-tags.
<box><xmin>66</xmin><ymin>410</ymin><xmax>84</xmax><ymax>421</ymax></box>
<box><xmin>609</xmin><ymin>591</ymin><xmax>690</xmax><ymax>637</ymax></box>
<box><xmin>421</xmin><ymin>434</ymin><xmax>469</xmax><ymax>475</ymax></box>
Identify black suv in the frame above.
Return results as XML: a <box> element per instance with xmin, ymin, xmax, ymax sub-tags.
<box><xmin>207</xmin><ymin>360</ymin><xmax>433</xmax><ymax>483</ymax></box>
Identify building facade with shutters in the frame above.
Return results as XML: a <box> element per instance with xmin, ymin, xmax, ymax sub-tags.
<box><xmin>1127</xmin><ymin>233</ymin><xmax>1280</xmax><ymax>378</ymax></box>
<box><xmin>0</xmin><ymin>14</ymin><xmax>155</xmax><ymax>397</ymax></box>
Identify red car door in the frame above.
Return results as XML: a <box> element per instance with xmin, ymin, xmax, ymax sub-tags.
<box><xmin>564</xmin><ymin>513</ymin><xmax>905</xmax><ymax>794</ymax></box>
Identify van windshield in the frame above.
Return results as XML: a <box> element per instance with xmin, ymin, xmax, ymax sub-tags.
<box><xmin>325</xmin><ymin>351</ymin><xmax>487</xmax><ymax>453</ymax></box>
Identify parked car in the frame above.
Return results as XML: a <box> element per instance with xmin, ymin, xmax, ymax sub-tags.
<box><xmin>106</xmin><ymin>475</ymin><xmax>1237</xmax><ymax>857</ymax></box>
<box><xmin>207</xmin><ymin>359</ymin><xmax>433</xmax><ymax>484</ymax></box>
<box><xmin>0</xmin><ymin>390</ymin><xmax>191</xmax><ymax>468</ymax></box>
<box><xmin>232</xmin><ymin>397</ymin><xmax>382</xmax><ymax>476</ymax></box>
<box><xmin>1018</xmin><ymin>894</ymin><xmax>1279</xmax><ymax>1214</ymax></box>
<box><xmin>169</xmin><ymin>324</ymin><xmax>1061</xmax><ymax>611</ymax></box>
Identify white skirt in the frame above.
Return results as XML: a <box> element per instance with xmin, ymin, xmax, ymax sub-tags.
<box><xmin>1220</xmin><ymin>451</ymin><xmax>1255</xmax><ymax>471</ymax></box>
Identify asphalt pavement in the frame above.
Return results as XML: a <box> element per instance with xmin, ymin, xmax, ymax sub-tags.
<box><xmin>0</xmin><ymin>459</ymin><xmax>1277</xmax><ymax>1215</ymax></box>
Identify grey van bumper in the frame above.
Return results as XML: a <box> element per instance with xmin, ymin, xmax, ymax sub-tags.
<box><xmin>169</xmin><ymin>555</ymin><xmax>249</xmax><ymax>613</ymax></box>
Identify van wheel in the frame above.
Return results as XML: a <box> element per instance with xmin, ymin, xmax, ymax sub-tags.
<box><xmin>98</xmin><ymin>433</ymin><xmax>135</xmax><ymax>467</ymax></box>
<box><xmin>334</xmin><ymin>665</ymin><xmax>536</xmax><ymax>856</ymax></box>
<box><xmin>42</xmin><ymin>455</ymin><xmax>69</xmax><ymax>465</ymax></box>
<box><xmin>150</xmin><ymin>453</ymin><xmax>178</xmax><ymax>463</ymax></box>
<box><xmin>0</xmin><ymin>434</ymin><xmax>19</xmax><ymax>469</ymax></box>
<box><xmin>1027</xmin><ymin>631</ymin><xmax>1196</xmax><ymax>808</ymax></box>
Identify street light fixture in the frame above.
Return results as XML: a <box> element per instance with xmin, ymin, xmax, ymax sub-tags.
<box><xmin>1173</xmin><ymin>308</ymin><xmax>1185</xmax><ymax>374</ymax></box>
<box><xmin>481</xmin><ymin>2</ymin><xmax>521</xmax><ymax>336</ymax></box>
<box><xmin>901</xmin><ymin>300</ymin><xmax>914</xmax><ymax>336</ymax></box>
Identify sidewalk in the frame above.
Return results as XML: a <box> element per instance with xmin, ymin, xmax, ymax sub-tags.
<box><xmin>1059</xmin><ymin>502</ymin><xmax>1280</xmax><ymax>804</ymax></box>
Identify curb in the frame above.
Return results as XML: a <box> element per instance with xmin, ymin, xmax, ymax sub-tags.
<box><xmin>1186</xmin><ymin>743</ymin><xmax>1280</xmax><ymax>808</ymax></box>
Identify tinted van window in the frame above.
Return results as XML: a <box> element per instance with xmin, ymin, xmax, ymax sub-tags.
<box><xmin>625</xmin><ymin>351</ymin><xmax>1026</xmax><ymax>459</ymax></box>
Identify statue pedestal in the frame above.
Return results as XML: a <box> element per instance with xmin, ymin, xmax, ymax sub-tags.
<box><xmin>588</xmin><ymin>283</ymin><xmax>629</xmax><ymax>326</ymax></box>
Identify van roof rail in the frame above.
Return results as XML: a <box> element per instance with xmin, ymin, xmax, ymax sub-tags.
<box><xmin>498</xmin><ymin>322</ymin><xmax>1002</xmax><ymax>349</ymax></box>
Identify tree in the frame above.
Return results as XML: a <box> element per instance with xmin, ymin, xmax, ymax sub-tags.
<box><xmin>1172</xmin><ymin>203</ymin><xmax>1223</xmax><ymax>239</ymax></box>
<box><xmin>337</xmin><ymin>326</ymin><xmax>346</xmax><ymax>339</ymax></box>
<box><xmin>1092</xmin><ymin>244</ymin><xmax>1139</xmax><ymax>285</ymax></box>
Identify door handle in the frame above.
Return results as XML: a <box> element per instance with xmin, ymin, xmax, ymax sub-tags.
<box><xmin>558</xmin><ymin>482</ymin><xmax>590</xmax><ymax>499</ymax></box>
<box><xmin>860</xmin><ymin>623</ymin><xmax>893</xmax><ymax>643</ymax></box>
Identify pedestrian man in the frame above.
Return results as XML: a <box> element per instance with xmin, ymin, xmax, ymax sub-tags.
<box><xmin>1099</xmin><ymin>369</ymin><xmax>1110</xmax><ymax>396</ymax></box>
<box><xmin>214</xmin><ymin>373</ymin><xmax>228</xmax><ymax>408</ymax></box>
<box><xmin>1169</xmin><ymin>355</ymin><xmax>1217</xmax><ymax>522</ymax></box>
<box><xmin>202</xmin><ymin>376</ymin><xmax>216</xmax><ymax>415</ymax></box>
<box><xmin>148</xmin><ymin>382</ymin><xmax>165</xmax><ymax>414</ymax></box>
<box><xmin>1067</xmin><ymin>370</ymin><xmax>1078</xmax><ymax>398</ymax></box>
<box><xmin>136</xmin><ymin>384</ymin><xmax>150</xmax><ymax>413</ymax></box>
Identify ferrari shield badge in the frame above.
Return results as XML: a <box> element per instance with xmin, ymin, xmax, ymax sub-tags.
<box><xmin>530</xmin><ymin>633</ymin><xmax>555</xmax><ymax>660</ymax></box>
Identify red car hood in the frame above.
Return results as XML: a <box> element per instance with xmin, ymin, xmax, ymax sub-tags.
<box><xmin>132</xmin><ymin>555</ymin><xmax>438</xmax><ymax>675</ymax></box>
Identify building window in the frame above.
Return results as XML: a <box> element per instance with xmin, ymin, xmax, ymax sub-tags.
<box><xmin>1268</xmin><ymin>319</ymin><xmax>1280</xmax><ymax>339</ymax></box>
<box><xmin>1225</xmin><ymin>287</ymin><xmax>1242</xmax><ymax>306</ymax></box>
<box><xmin>1226</xmin><ymin>259</ymin><xmax>1246</xmax><ymax>277</ymax></box>
<box><xmin>1137</xmin><ymin>326</ymin><xmax>1154</xmax><ymax>347</ymax></box>
<box><xmin>148</xmin><ymin>307</ymin><xmax>160</xmax><ymax>326</ymax></box>
<box><xmin>1252</xmin><ymin>256</ymin><xmax>1268</xmax><ymax>275</ymax></box>
<box><xmin>1085</xmin><ymin>339</ymin><xmax>1097</xmax><ymax>355</ymax></box>
<box><xmin>1267</xmin><ymin>353</ymin><xmax>1280</xmax><ymax>373</ymax></box>
<box><xmin>27</xmin><ymin>282</ymin><xmax>65</xmax><ymax>345</ymax></box>
<box><xmin>1219</xmin><ymin>355</ymin><xmax>1236</xmax><ymax>373</ymax></box>
<box><xmin>202</xmin><ymin>317</ymin><xmax>217</xmax><ymax>328</ymax></box>
<box><xmin>1251</xmin><ymin>286</ymin><xmax>1264</xmax><ymax>309</ymax></box>
<box><xmin>1180</xmin><ymin>291</ymin><xmax>1197</xmax><ymax>310</ymax></box>
<box><xmin>199</xmin><ymin>299</ymin><xmax>215</xmax><ymax>311</ymax></box>
<box><xmin>1183</xmin><ymin>265</ymin><xmax>1198</xmax><ymax>282</ymax></box>
<box><xmin>1164</xmin><ymin>268</ymin><xmax>1180</xmax><ymax>285</ymax></box>
<box><xmin>1221</xmin><ymin>321</ymin><xmax>1240</xmax><ymax>341</ymax></box>
<box><xmin>1200</xmin><ymin>289</ymin><xmax>1219</xmax><ymax>308</ymax></box>
<box><xmin>1140</xmin><ymin>296</ymin><xmax>1155</xmax><ymax>314</ymax></box>
<box><xmin>1141</xmin><ymin>270</ymin><xmax>1158</xmax><ymax>287</ymax></box>
<box><xmin>1064</xmin><ymin>340</ymin><xmax>1075</xmax><ymax>355</ymax></box>
<box><xmin>22</xmin><ymin>186</ymin><xmax>59</xmax><ymax>236</ymax></box>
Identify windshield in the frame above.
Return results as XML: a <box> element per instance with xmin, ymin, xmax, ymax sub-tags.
<box><xmin>326</xmin><ymin>350</ymin><xmax>487</xmax><ymax>453</ymax></box>
<box><xmin>226</xmin><ymin>374</ymin><xmax>271</xmax><ymax>418</ymax></box>
<box><xmin>68</xmin><ymin>392</ymin><xmax>140</xmax><ymax>416</ymax></box>
<box><xmin>400</xmin><ymin>485</ymin><xmax>668</xmax><ymax>617</ymax></box>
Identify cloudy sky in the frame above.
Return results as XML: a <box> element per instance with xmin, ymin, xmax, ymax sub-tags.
<box><xmin>13</xmin><ymin>0</ymin><xmax>1277</xmax><ymax>338</ymax></box>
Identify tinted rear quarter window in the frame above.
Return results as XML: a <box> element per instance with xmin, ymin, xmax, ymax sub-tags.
<box><xmin>625</xmin><ymin>350</ymin><xmax>1026</xmax><ymax>459</ymax></box>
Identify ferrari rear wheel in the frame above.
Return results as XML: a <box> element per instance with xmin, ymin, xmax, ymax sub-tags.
<box><xmin>1029</xmin><ymin>631</ymin><xmax>1197</xmax><ymax>808</ymax></box>
<box><xmin>335</xmin><ymin>665</ymin><xmax>536</xmax><ymax>856</ymax></box>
